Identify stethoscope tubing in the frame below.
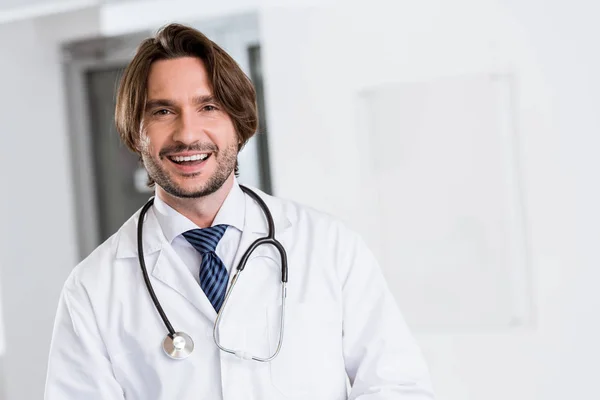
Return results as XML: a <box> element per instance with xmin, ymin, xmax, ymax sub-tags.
<box><xmin>136</xmin><ymin>185</ymin><xmax>288</xmax><ymax>357</ymax></box>
<box><xmin>137</xmin><ymin>197</ymin><xmax>177</xmax><ymax>337</ymax></box>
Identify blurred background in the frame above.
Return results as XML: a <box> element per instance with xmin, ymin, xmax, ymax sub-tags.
<box><xmin>0</xmin><ymin>0</ymin><xmax>599</xmax><ymax>399</ymax></box>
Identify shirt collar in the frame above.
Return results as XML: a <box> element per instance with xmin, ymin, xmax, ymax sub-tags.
<box><xmin>153</xmin><ymin>179</ymin><xmax>246</xmax><ymax>244</ymax></box>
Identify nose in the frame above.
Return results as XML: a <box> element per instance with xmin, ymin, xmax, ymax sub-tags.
<box><xmin>171</xmin><ymin>108</ymin><xmax>207</xmax><ymax>145</ymax></box>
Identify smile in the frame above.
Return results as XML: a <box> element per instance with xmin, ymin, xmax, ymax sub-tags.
<box><xmin>168</xmin><ymin>153</ymin><xmax>210</xmax><ymax>164</ymax></box>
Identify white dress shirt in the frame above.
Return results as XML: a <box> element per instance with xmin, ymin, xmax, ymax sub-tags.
<box><xmin>152</xmin><ymin>180</ymin><xmax>246</xmax><ymax>285</ymax></box>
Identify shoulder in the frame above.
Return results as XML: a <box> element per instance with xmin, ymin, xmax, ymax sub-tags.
<box><xmin>255</xmin><ymin>188</ymin><xmax>360</xmax><ymax>243</ymax></box>
<box><xmin>63</xmin><ymin>209</ymin><xmax>141</xmax><ymax>292</ymax></box>
<box><xmin>255</xmin><ymin>189</ymin><xmax>378</xmax><ymax>280</ymax></box>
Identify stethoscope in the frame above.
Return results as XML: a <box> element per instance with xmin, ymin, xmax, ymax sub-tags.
<box><xmin>137</xmin><ymin>185</ymin><xmax>288</xmax><ymax>361</ymax></box>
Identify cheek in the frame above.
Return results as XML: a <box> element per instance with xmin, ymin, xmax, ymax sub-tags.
<box><xmin>139</xmin><ymin>123</ymin><xmax>166</xmax><ymax>155</ymax></box>
<box><xmin>216</xmin><ymin>119</ymin><xmax>239</xmax><ymax>147</ymax></box>
<box><xmin>207</xmin><ymin>112</ymin><xmax>237</xmax><ymax>143</ymax></box>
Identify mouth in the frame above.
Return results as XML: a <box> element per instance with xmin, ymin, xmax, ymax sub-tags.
<box><xmin>165</xmin><ymin>152</ymin><xmax>212</xmax><ymax>174</ymax></box>
<box><xmin>167</xmin><ymin>153</ymin><xmax>211</xmax><ymax>165</ymax></box>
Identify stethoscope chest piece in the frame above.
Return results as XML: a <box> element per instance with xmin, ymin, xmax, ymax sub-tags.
<box><xmin>163</xmin><ymin>332</ymin><xmax>194</xmax><ymax>360</ymax></box>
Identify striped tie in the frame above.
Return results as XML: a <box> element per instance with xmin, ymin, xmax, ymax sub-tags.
<box><xmin>182</xmin><ymin>225</ymin><xmax>229</xmax><ymax>312</ymax></box>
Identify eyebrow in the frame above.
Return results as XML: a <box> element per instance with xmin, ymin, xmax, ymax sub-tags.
<box><xmin>193</xmin><ymin>95</ymin><xmax>217</xmax><ymax>105</ymax></box>
<box><xmin>145</xmin><ymin>99</ymin><xmax>175</xmax><ymax>111</ymax></box>
<box><xmin>145</xmin><ymin>95</ymin><xmax>217</xmax><ymax>111</ymax></box>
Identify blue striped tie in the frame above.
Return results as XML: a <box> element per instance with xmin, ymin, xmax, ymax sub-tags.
<box><xmin>182</xmin><ymin>225</ymin><xmax>229</xmax><ymax>312</ymax></box>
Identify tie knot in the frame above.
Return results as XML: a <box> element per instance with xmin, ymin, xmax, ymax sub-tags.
<box><xmin>182</xmin><ymin>224</ymin><xmax>228</xmax><ymax>254</ymax></box>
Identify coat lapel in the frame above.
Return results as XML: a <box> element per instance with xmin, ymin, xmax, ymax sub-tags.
<box><xmin>151</xmin><ymin>244</ymin><xmax>218</xmax><ymax>322</ymax></box>
<box><xmin>115</xmin><ymin>187</ymin><xmax>293</xmax><ymax>327</ymax></box>
<box><xmin>116</xmin><ymin>204</ymin><xmax>217</xmax><ymax>323</ymax></box>
<box><xmin>223</xmin><ymin>188</ymin><xmax>292</xmax><ymax>323</ymax></box>
<box><xmin>229</xmin><ymin>187</ymin><xmax>292</xmax><ymax>283</ymax></box>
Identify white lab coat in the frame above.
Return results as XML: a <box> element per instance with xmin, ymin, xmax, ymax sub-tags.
<box><xmin>45</xmin><ymin>187</ymin><xmax>435</xmax><ymax>399</ymax></box>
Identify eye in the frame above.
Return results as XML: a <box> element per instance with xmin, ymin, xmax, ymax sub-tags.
<box><xmin>152</xmin><ymin>109</ymin><xmax>172</xmax><ymax>116</ymax></box>
<box><xmin>202</xmin><ymin>105</ymin><xmax>218</xmax><ymax>112</ymax></box>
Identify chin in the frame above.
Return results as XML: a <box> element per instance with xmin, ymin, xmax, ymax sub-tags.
<box><xmin>175</xmin><ymin>183</ymin><xmax>209</xmax><ymax>196</ymax></box>
<box><xmin>167</xmin><ymin>181</ymin><xmax>219</xmax><ymax>199</ymax></box>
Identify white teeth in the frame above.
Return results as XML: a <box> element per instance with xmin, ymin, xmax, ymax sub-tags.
<box><xmin>171</xmin><ymin>154</ymin><xmax>209</xmax><ymax>162</ymax></box>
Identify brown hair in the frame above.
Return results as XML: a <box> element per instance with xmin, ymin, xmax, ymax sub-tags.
<box><xmin>115</xmin><ymin>23</ymin><xmax>258</xmax><ymax>159</ymax></box>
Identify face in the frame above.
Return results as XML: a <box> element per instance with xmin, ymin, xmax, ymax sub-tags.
<box><xmin>140</xmin><ymin>57</ymin><xmax>238</xmax><ymax>199</ymax></box>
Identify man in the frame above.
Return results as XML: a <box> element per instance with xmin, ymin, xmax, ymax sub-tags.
<box><xmin>45</xmin><ymin>23</ymin><xmax>435</xmax><ymax>399</ymax></box>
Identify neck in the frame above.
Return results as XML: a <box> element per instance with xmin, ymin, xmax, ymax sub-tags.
<box><xmin>156</xmin><ymin>175</ymin><xmax>235</xmax><ymax>228</ymax></box>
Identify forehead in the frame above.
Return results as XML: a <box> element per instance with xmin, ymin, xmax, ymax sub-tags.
<box><xmin>146</xmin><ymin>57</ymin><xmax>212</xmax><ymax>98</ymax></box>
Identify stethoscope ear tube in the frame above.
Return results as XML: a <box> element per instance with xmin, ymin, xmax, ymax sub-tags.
<box><xmin>272</xmin><ymin>239</ymin><xmax>288</xmax><ymax>283</ymax></box>
<box><xmin>240</xmin><ymin>186</ymin><xmax>275</xmax><ymax>238</ymax></box>
<box><xmin>137</xmin><ymin>198</ymin><xmax>177</xmax><ymax>337</ymax></box>
<box><xmin>233</xmin><ymin>237</ymin><xmax>287</xmax><ymax>282</ymax></box>
<box><xmin>238</xmin><ymin>186</ymin><xmax>288</xmax><ymax>283</ymax></box>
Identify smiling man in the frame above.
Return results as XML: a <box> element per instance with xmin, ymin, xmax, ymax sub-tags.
<box><xmin>45</xmin><ymin>23</ymin><xmax>435</xmax><ymax>399</ymax></box>
<box><xmin>137</xmin><ymin>55</ymin><xmax>242</xmax><ymax>228</ymax></box>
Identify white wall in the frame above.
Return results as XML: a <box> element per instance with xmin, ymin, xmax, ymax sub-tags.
<box><xmin>0</xmin><ymin>8</ymin><xmax>100</xmax><ymax>400</ymax></box>
<box><xmin>504</xmin><ymin>1</ymin><xmax>600</xmax><ymax>398</ymax></box>
<box><xmin>0</xmin><ymin>0</ymin><xmax>598</xmax><ymax>399</ymax></box>
<box><xmin>259</xmin><ymin>3</ymin><xmax>537</xmax><ymax>400</ymax></box>
<box><xmin>259</xmin><ymin>1</ymin><xmax>599</xmax><ymax>399</ymax></box>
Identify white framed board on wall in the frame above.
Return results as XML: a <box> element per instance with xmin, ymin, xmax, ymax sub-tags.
<box><xmin>358</xmin><ymin>73</ymin><xmax>531</xmax><ymax>332</ymax></box>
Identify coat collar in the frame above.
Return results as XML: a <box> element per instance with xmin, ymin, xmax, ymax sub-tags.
<box><xmin>116</xmin><ymin>189</ymin><xmax>292</xmax><ymax>323</ymax></box>
<box><xmin>115</xmin><ymin>186</ymin><xmax>292</xmax><ymax>259</ymax></box>
<box><xmin>242</xmin><ymin>186</ymin><xmax>292</xmax><ymax>236</ymax></box>
<box><xmin>114</xmin><ymin>186</ymin><xmax>293</xmax><ymax>323</ymax></box>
